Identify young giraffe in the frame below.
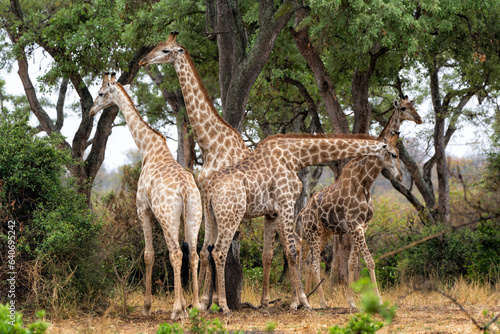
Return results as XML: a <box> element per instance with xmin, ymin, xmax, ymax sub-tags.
<box><xmin>204</xmin><ymin>133</ymin><xmax>392</xmax><ymax>313</ymax></box>
<box><xmin>326</xmin><ymin>94</ymin><xmax>421</xmax><ymax>287</ymax></box>
<box><xmin>89</xmin><ymin>73</ymin><xmax>202</xmax><ymax>320</ymax></box>
<box><xmin>139</xmin><ymin>32</ymin><xmax>251</xmax><ymax>291</ymax></box>
<box><xmin>297</xmin><ymin>132</ymin><xmax>401</xmax><ymax>309</ymax></box>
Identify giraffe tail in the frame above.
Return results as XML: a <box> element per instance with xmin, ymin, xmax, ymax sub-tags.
<box><xmin>181</xmin><ymin>187</ymin><xmax>191</xmax><ymax>290</ymax></box>
<box><xmin>181</xmin><ymin>241</ymin><xmax>190</xmax><ymax>289</ymax></box>
<box><xmin>206</xmin><ymin>198</ymin><xmax>217</xmax><ymax>291</ymax></box>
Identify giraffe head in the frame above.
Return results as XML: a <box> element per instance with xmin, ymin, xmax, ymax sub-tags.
<box><xmin>394</xmin><ymin>94</ymin><xmax>422</xmax><ymax>124</ymax></box>
<box><xmin>381</xmin><ymin>131</ymin><xmax>402</xmax><ymax>182</ymax></box>
<box><xmin>139</xmin><ymin>31</ymin><xmax>186</xmax><ymax>67</ymax></box>
<box><xmin>89</xmin><ymin>72</ymin><xmax>123</xmax><ymax>116</ymax></box>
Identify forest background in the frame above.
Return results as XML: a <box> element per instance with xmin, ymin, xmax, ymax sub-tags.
<box><xmin>1</xmin><ymin>0</ymin><xmax>500</xmax><ymax>330</ymax></box>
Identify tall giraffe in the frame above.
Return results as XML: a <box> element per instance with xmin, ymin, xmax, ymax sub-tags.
<box><xmin>89</xmin><ymin>73</ymin><xmax>202</xmax><ymax>320</ymax></box>
<box><xmin>329</xmin><ymin>94</ymin><xmax>421</xmax><ymax>286</ymax></box>
<box><xmin>204</xmin><ymin>133</ymin><xmax>391</xmax><ymax>313</ymax></box>
<box><xmin>298</xmin><ymin>132</ymin><xmax>401</xmax><ymax>309</ymax></box>
<box><xmin>139</xmin><ymin>32</ymin><xmax>251</xmax><ymax>291</ymax></box>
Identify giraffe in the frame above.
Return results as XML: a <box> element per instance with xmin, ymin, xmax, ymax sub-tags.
<box><xmin>297</xmin><ymin>132</ymin><xmax>401</xmax><ymax>309</ymax></box>
<box><xmin>139</xmin><ymin>32</ymin><xmax>251</xmax><ymax>293</ymax></box>
<box><xmin>89</xmin><ymin>73</ymin><xmax>202</xmax><ymax>320</ymax></box>
<box><xmin>378</xmin><ymin>94</ymin><xmax>421</xmax><ymax>139</ymax></box>
<box><xmin>204</xmin><ymin>133</ymin><xmax>392</xmax><ymax>313</ymax></box>
<box><xmin>327</xmin><ymin>94</ymin><xmax>421</xmax><ymax>286</ymax></box>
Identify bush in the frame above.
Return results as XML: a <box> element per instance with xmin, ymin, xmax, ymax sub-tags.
<box><xmin>376</xmin><ymin>222</ymin><xmax>500</xmax><ymax>284</ymax></box>
<box><xmin>0</xmin><ymin>303</ymin><xmax>49</xmax><ymax>334</ymax></box>
<box><xmin>0</xmin><ymin>114</ymin><xmax>102</xmax><ymax>311</ymax></box>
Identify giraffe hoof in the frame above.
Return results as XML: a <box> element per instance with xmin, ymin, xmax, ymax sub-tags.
<box><xmin>192</xmin><ymin>302</ymin><xmax>202</xmax><ymax>311</ymax></box>
<box><xmin>171</xmin><ymin>308</ymin><xmax>188</xmax><ymax>320</ymax></box>
<box><xmin>142</xmin><ymin>305</ymin><xmax>151</xmax><ymax>316</ymax></box>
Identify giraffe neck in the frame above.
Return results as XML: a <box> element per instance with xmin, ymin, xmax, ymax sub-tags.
<box><xmin>378</xmin><ymin>108</ymin><xmax>401</xmax><ymax>139</ymax></box>
<box><xmin>344</xmin><ymin>155</ymin><xmax>384</xmax><ymax>190</ymax></box>
<box><xmin>174</xmin><ymin>52</ymin><xmax>249</xmax><ymax>157</ymax></box>
<box><xmin>115</xmin><ymin>84</ymin><xmax>171</xmax><ymax>159</ymax></box>
<box><xmin>259</xmin><ymin>134</ymin><xmax>384</xmax><ymax>172</ymax></box>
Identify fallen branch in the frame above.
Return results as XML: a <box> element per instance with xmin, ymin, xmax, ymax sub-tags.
<box><xmin>307</xmin><ymin>278</ymin><xmax>325</xmax><ymax>299</ymax></box>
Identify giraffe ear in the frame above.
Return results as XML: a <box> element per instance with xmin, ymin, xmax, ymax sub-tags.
<box><xmin>410</xmin><ymin>99</ymin><xmax>416</xmax><ymax>105</ymax></box>
<box><xmin>393</xmin><ymin>99</ymin><xmax>399</xmax><ymax>108</ymax></box>
<box><xmin>123</xmin><ymin>84</ymin><xmax>132</xmax><ymax>94</ymax></box>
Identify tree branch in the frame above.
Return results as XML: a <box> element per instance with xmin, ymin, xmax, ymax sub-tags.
<box><xmin>55</xmin><ymin>77</ymin><xmax>69</xmax><ymax>131</ymax></box>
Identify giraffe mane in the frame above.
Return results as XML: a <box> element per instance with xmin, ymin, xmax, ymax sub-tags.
<box><xmin>115</xmin><ymin>83</ymin><xmax>167</xmax><ymax>142</ymax></box>
<box><xmin>182</xmin><ymin>47</ymin><xmax>245</xmax><ymax>143</ymax></box>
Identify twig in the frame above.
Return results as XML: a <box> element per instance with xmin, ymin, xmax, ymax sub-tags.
<box><xmin>483</xmin><ymin>312</ymin><xmax>500</xmax><ymax>333</ymax></box>
<box><xmin>307</xmin><ymin>278</ymin><xmax>325</xmax><ymax>299</ymax></box>
<box><xmin>432</xmin><ymin>288</ymin><xmax>485</xmax><ymax>331</ymax></box>
<box><xmin>240</xmin><ymin>302</ymin><xmax>259</xmax><ymax>310</ymax></box>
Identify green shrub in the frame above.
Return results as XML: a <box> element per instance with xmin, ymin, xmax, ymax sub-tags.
<box><xmin>0</xmin><ymin>304</ymin><xmax>49</xmax><ymax>334</ymax></box>
<box><xmin>0</xmin><ymin>114</ymin><xmax>102</xmax><ymax>310</ymax></box>
<box><xmin>376</xmin><ymin>222</ymin><xmax>500</xmax><ymax>284</ymax></box>
<box><xmin>328</xmin><ymin>278</ymin><xmax>396</xmax><ymax>334</ymax></box>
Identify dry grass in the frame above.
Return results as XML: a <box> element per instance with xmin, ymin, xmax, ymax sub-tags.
<box><xmin>43</xmin><ymin>276</ymin><xmax>500</xmax><ymax>334</ymax></box>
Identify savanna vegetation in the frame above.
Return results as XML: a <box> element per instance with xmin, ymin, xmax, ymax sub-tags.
<box><xmin>1</xmin><ymin>0</ymin><xmax>500</xmax><ymax>333</ymax></box>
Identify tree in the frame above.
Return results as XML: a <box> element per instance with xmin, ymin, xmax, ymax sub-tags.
<box><xmin>1</xmin><ymin>0</ymin><xmax>159</xmax><ymax>202</ymax></box>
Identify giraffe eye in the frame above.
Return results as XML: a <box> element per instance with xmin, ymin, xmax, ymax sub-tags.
<box><xmin>98</xmin><ymin>92</ymin><xmax>103</xmax><ymax>97</ymax></box>
<box><xmin>391</xmin><ymin>153</ymin><xmax>397</xmax><ymax>158</ymax></box>
<box><xmin>162</xmin><ymin>49</ymin><xmax>170</xmax><ymax>54</ymax></box>
<box><xmin>401</xmin><ymin>107</ymin><xmax>406</xmax><ymax>111</ymax></box>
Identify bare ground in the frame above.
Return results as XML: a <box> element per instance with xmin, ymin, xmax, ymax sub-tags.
<box><xmin>47</xmin><ymin>282</ymin><xmax>500</xmax><ymax>334</ymax></box>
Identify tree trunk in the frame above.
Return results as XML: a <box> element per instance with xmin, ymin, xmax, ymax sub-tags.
<box><xmin>351</xmin><ymin>46</ymin><xmax>387</xmax><ymax>134</ymax></box>
<box><xmin>429</xmin><ymin>61</ymin><xmax>450</xmax><ymax>225</ymax></box>
<box><xmin>290</xmin><ymin>7</ymin><xmax>349</xmax><ymax>135</ymax></box>
<box><xmin>207</xmin><ymin>0</ymin><xmax>298</xmax><ymax>131</ymax></box>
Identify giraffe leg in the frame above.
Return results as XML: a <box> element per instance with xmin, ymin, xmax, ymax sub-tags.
<box><xmin>137</xmin><ymin>206</ymin><xmax>155</xmax><ymax>316</ymax></box>
<box><xmin>347</xmin><ymin>232</ymin><xmax>359</xmax><ymax>309</ymax></box>
<box><xmin>212</xmin><ymin>227</ymin><xmax>239</xmax><ymax>314</ymax></box>
<box><xmin>199</xmin><ymin>198</ymin><xmax>214</xmax><ymax>311</ymax></box>
<box><xmin>198</xmin><ymin>194</ymin><xmax>211</xmax><ymax>296</ymax></box>
<box><xmin>210</xmin><ymin>206</ymin><xmax>243</xmax><ymax>314</ymax></box>
<box><xmin>303</xmin><ymin>250</ymin><xmax>313</xmax><ymax>293</ymax></box>
<box><xmin>310</xmin><ymin>229</ymin><xmax>332</xmax><ymax>309</ymax></box>
<box><xmin>261</xmin><ymin>215</ymin><xmax>278</xmax><ymax>307</ymax></box>
<box><xmin>162</xmin><ymin>220</ymin><xmax>188</xmax><ymax>320</ymax></box>
<box><xmin>356</xmin><ymin>227</ymin><xmax>382</xmax><ymax>303</ymax></box>
<box><xmin>154</xmin><ymin>197</ymin><xmax>188</xmax><ymax>320</ymax></box>
<box><xmin>278</xmin><ymin>211</ymin><xmax>311</xmax><ymax>311</ymax></box>
<box><xmin>185</xmin><ymin>189</ymin><xmax>203</xmax><ymax>310</ymax></box>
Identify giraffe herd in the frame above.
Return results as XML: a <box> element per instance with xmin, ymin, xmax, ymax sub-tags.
<box><xmin>89</xmin><ymin>32</ymin><xmax>422</xmax><ymax>320</ymax></box>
